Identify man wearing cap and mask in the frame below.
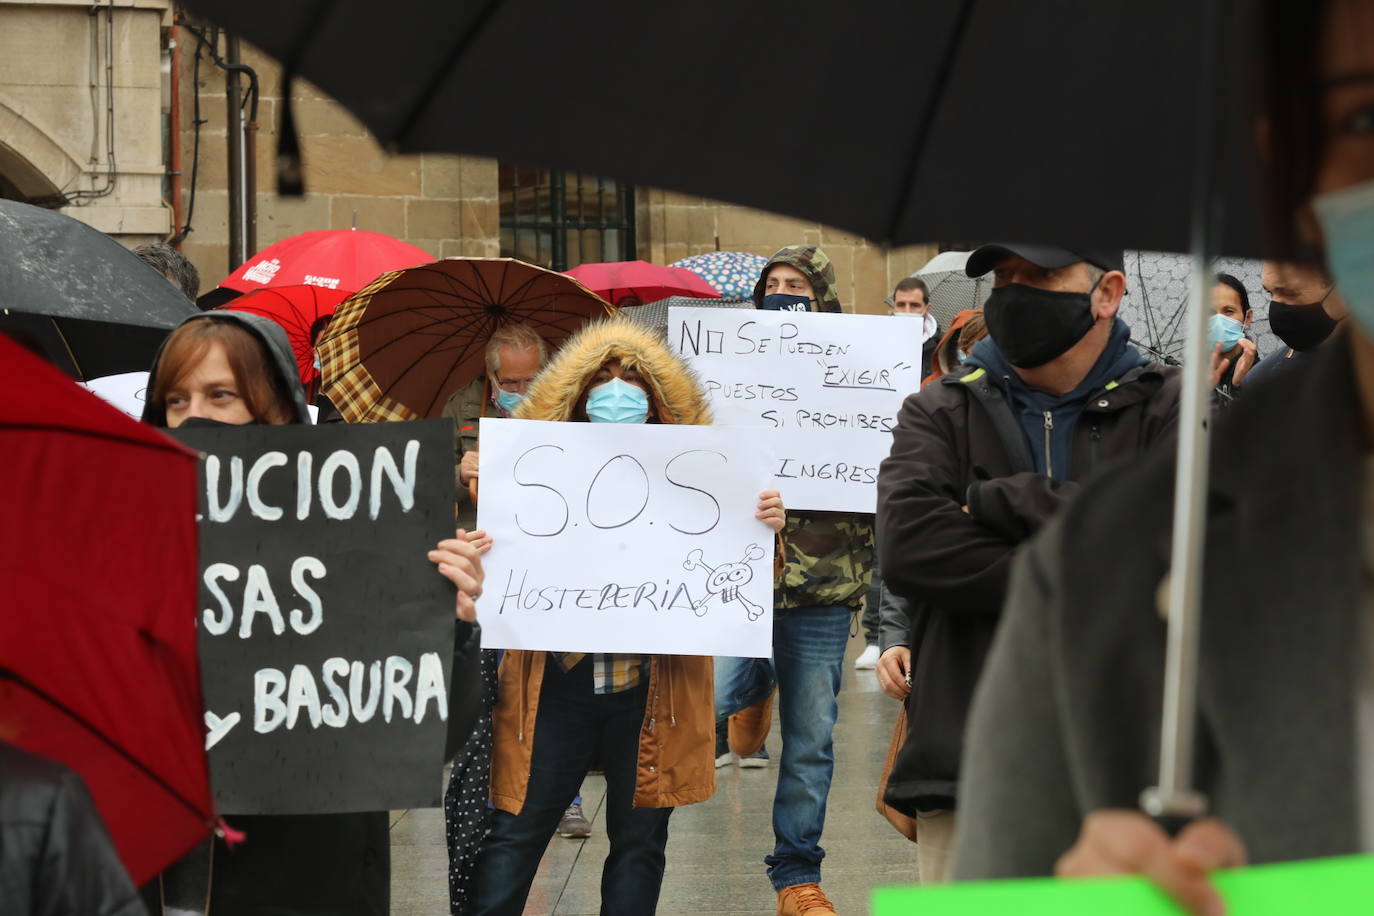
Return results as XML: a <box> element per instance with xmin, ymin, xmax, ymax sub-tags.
<box><xmin>873</xmin><ymin>244</ymin><xmax>1181</xmax><ymax>884</ymax></box>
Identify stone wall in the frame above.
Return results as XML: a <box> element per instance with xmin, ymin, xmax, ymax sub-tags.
<box><xmin>0</xmin><ymin>6</ymin><xmax>940</xmax><ymax>304</ymax></box>
<box><xmin>0</xmin><ymin>0</ymin><xmax>172</xmax><ymax>242</ymax></box>
<box><xmin>638</xmin><ymin>189</ymin><xmax>938</xmax><ymax>316</ymax></box>
<box><xmin>177</xmin><ymin>40</ymin><xmax>500</xmax><ymax>295</ymax></box>
<box><xmin>180</xmin><ymin>39</ymin><xmax>937</xmax><ymax>304</ymax></box>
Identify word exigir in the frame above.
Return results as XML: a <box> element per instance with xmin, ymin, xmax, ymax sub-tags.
<box><xmin>203</xmin><ymin>441</ymin><xmax>420</xmax><ymax>523</ymax></box>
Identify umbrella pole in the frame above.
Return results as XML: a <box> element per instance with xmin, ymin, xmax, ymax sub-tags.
<box><xmin>1140</xmin><ymin>0</ymin><xmax>1230</xmax><ymax>828</ymax></box>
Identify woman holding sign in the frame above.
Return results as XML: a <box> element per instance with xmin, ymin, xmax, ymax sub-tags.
<box><xmin>469</xmin><ymin>318</ymin><xmax>786</xmax><ymax>916</ymax></box>
<box><xmin>138</xmin><ymin>311</ymin><xmax>486</xmax><ymax>916</ymax></box>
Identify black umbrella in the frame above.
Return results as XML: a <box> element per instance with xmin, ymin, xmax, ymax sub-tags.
<box><xmin>0</xmin><ymin>200</ymin><xmax>198</xmax><ymax>379</ymax></box>
<box><xmin>185</xmin><ymin>0</ymin><xmax>1269</xmax><ymax>828</ymax></box>
<box><xmin>178</xmin><ymin>0</ymin><xmax>1262</xmax><ymax>258</ymax></box>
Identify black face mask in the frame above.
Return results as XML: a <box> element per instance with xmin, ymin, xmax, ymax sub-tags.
<box><xmin>982</xmin><ymin>283</ymin><xmax>1097</xmax><ymax>369</ymax></box>
<box><xmin>1268</xmin><ymin>295</ymin><xmax>1338</xmax><ymax>352</ymax></box>
<box><xmin>175</xmin><ymin>416</ymin><xmax>257</xmax><ymax>429</ymax></box>
<box><xmin>760</xmin><ymin>293</ymin><xmax>812</xmax><ymax>312</ymax></box>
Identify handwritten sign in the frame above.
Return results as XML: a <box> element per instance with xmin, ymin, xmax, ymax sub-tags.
<box><xmin>668</xmin><ymin>307</ymin><xmax>924</xmax><ymax>512</ymax></box>
<box><xmin>476</xmin><ymin>418</ymin><xmax>776</xmax><ymax>657</ymax></box>
<box><xmin>170</xmin><ymin>420</ymin><xmax>455</xmax><ymax>815</ymax></box>
<box><xmin>871</xmin><ymin>854</ymin><xmax>1374</xmax><ymax>916</ymax></box>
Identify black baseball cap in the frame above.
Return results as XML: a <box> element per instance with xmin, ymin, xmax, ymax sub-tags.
<box><xmin>965</xmin><ymin>244</ymin><xmax>1125</xmax><ymax>278</ymax></box>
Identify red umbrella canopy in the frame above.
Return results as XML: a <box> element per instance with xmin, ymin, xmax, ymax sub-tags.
<box><xmin>221</xmin><ymin>285</ymin><xmax>353</xmax><ymax>386</ymax></box>
<box><xmin>564</xmin><ymin>260</ymin><xmax>723</xmax><ymax>306</ymax></box>
<box><xmin>319</xmin><ymin>257</ymin><xmax>616</xmax><ymax>422</ymax></box>
<box><xmin>0</xmin><ymin>336</ymin><xmax>213</xmax><ymax>884</ymax></box>
<box><xmin>220</xmin><ymin>229</ymin><xmax>435</xmax><ymax>294</ymax></box>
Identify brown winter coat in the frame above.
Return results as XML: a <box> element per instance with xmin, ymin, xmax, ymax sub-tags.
<box><xmin>490</xmin><ymin>319</ymin><xmax>717</xmax><ymax>814</ymax></box>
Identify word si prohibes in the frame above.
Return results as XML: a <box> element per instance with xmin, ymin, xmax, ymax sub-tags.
<box><xmin>511</xmin><ymin>446</ymin><xmax>729</xmax><ymax>537</ymax></box>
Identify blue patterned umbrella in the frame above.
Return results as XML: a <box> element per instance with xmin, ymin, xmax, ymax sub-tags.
<box><xmin>670</xmin><ymin>251</ymin><xmax>769</xmax><ymax>301</ymax></box>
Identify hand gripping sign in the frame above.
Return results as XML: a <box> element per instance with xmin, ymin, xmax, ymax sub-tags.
<box><xmin>476</xmin><ymin>419</ymin><xmax>776</xmax><ymax>658</ymax></box>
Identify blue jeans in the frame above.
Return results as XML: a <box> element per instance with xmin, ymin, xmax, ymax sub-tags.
<box><xmin>715</xmin><ymin>604</ymin><xmax>851</xmax><ymax>890</ymax></box>
<box><xmin>470</xmin><ymin>659</ymin><xmax>672</xmax><ymax>915</ymax></box>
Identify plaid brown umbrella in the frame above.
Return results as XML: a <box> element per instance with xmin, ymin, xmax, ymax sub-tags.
<box><xmin>318</xmin><ymin>257</ymin><xmax>616</xmax><ymax>422</ymax></box>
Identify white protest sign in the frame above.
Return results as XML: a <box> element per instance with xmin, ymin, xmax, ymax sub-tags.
<box><xmin>770</xmin><ymin>427</ymin><xmax>893</xmax><ymax>513</ymax></box>
<box><xmin>477</xmin><ymin>418</ymin><xmax>776</xmax><ymax>658</ymax></box>
<box><xmin>668</xmin><ymin>307</ymin><xmax>925</xmax><ymax>512</ymax></box>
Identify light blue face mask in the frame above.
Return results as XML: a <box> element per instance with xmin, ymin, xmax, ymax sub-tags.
<box><xmin>1208</xmin><ymin>313</ymin><xmax>1245</xmax><ymax>352</ymax></box>
<box><xmin>1314</xmin><ymin>177</ymin><xmax>1374</xmax><ymax>336</ymax></box>
<box><xmin>494</xmin><ymin>388</ymin><xmax>524</xmax><ymax>414</ymax></box>
<box><xmin>586</xmin><ymin>377</ymin><xmax>649</xmax><ymax>424</ymax></box>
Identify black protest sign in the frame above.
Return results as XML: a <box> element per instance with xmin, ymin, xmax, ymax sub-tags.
<box><xmin>170</xmin><ymin>419</ymin><xmax>454</xmax><ymax>815</ymax></box>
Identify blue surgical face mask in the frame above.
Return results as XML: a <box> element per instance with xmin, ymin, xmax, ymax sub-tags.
<box><xmin>956</xmin><ymin>348</ymin><xmax>968</xmax><ymax>363</ymax></box>
<box><xmin>761</xmin><ymin>293</ymin><xmax>812</xmax><ymax>312</ymax></box>
<box><xmin>1207</xmin><ymin>313</ymin><xmax>1245</xmax><ymax>352</ymax></box>
<box><xmin>494</xmin><ymin>388</ymin><xmax>524</xmax><ymax>414</ymax></box>
<box><xmin>1314</xmin><ymin>177</ymin><xmax>1374</xmax><ymax>336</ymax></box>
<box><xmin>586</xmin><ymin>377</ymin><xmax>649</xmax><ymax>424</ymax></box>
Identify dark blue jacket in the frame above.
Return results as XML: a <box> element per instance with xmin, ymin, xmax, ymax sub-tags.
<box><xmin>962</xmin><ymin>319</ymin><xmax>1149</xmax><ymax>480</ymax></box>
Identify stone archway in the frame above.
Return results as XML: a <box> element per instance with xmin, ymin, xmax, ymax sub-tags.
<box><xmin>0</xmin><ymin>99</ymin><xmax>85</xmax><ymax>205</ymax></box>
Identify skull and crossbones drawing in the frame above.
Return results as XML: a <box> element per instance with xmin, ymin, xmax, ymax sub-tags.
<box><xmin>682</xmin><ymin>543</ymin><xmax>766</xmax><ymax>620</ymax></box>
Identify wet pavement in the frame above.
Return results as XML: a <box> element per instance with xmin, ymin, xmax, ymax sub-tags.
<box><xmin>390</xmin><ymin>631</ymin><xmax>917</xmax><ymax>914</ymax></box>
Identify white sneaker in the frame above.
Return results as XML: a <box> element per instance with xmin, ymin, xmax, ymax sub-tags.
<box><xmin>715</xmin><ymin>750</ymin><xmax>736</xmax><ymax>768</ymax></box>
<box><xmin>854</xmin><ymin>644</ymin><xmax>881</xmax><ymax>669</ymax></box>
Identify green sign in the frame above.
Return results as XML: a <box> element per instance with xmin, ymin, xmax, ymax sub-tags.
<box><xmin>872</xmin><ymin>855</ymin><xmax>1374</xmax><ymax>915</ymax></box>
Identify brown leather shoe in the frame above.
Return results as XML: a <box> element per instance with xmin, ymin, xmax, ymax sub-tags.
<box><xmin>728</xmin><ymin>689</ymin><xmax>774</xmax><ymax>757</ymax></box>
<box><xmin>776</xmin><ymin>882</ymin><xmax>838</xmax><ymax>916</ymax></box>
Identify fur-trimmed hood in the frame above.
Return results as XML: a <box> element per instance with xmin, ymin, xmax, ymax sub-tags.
<box><xmin>514</xmin><ymin>318</ymin><xmax>711</xmax><ymax>426</ymax></box>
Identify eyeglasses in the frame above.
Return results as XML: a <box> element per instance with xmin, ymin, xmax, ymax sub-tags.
<box><xmin>496</xmin><ymin>377</ymin><xmax>534</xmax><ymax>394</ymax></box>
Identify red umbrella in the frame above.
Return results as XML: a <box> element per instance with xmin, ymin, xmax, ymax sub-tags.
<box><xmin>220</xmin><ymin>229</ymin><xmax>435</xmax><ymax>295</ymax></box>
<box><xmin>564</xmin><ymin>260</ymin><xmax>723</xmax><ymax>306</ymax></box>
<box><xmin>221</xmin><ymin>285</ymin><xmax>353</xmax><ymax>387</ymax></box>
<box><xmin>0</xmin><ymin>335</ymin><xmax>214</xmax><ymax>884</ymax></box>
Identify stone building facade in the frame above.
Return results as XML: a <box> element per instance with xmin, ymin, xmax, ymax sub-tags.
<box><xmin>0</xmin><ymin>0</ymin><xmax>173</xmax><ymax>241</ymax></box>
<box><xmin>1</xmin><ymin>4</ymin><xmax>936</xmax><ymax>315</ymax></box>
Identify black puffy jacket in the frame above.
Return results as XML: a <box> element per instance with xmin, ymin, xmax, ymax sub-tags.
<box><xmin>0</xmin><ymin>742</ymin><xmax>145</xmax><ymax>916</ymax></box>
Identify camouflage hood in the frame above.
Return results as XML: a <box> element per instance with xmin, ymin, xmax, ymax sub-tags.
<box><xmin>751</xmin><ymin>245</ymin><xmax>843</xmax><ymax>313</ymax></box>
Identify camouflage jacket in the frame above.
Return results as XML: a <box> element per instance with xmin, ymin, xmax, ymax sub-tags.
<box><xmin>777</xmin><ymin>510</ymin><xmax>875</xmax><ymax>610</ymax></box>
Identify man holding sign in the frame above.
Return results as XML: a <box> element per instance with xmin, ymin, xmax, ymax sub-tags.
<box><xmin>471</xmin><ymin>319</ymin><xmax>785</xmax><ymax>916</ymax></box>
